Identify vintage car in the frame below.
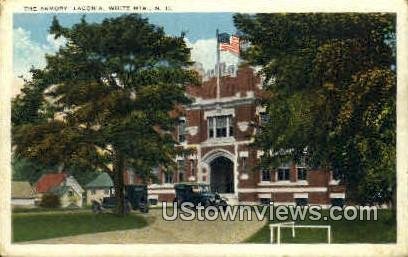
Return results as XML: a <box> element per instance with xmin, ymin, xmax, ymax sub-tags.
<box><xmin>174</xmin><ymin>182</ymin><xmax>228</xmax><ymax>209</ymax></box>
<box><xmin>92</xmin><ymin>185</ymin><xmax>149</xmax><ymax>213</ymax></box>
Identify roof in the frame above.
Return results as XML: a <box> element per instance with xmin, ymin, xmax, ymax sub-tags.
<box><xmin>86</xmin><ymin>172</ymin><xmax>114</xmax><ymax>188</ymax></box>
<box><xmin>11</xmin><ymin>181</ymin><xmax>35</xmax><ymax>199</ymax></box>
<box><xmin>50</xmin><ymin>186</ymin><xmax>72</xmax><ymax>196</ymax></box>
<box><xmin>36</xmin><ymin>173</ymin><xmax>68</xmax><ymax>193</ymax></box>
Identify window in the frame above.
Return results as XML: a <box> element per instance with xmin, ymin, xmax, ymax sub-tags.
<box><xmin>331</xmin><ymin>198</ymin><xmax>345</xmax><ymax>207</ymax></box>
<box><xmin>68</xmin><ymin>191</ymin><xmax>74</xmax><ymax>197</ymax></box>
<box><xmin>261</xmin><ymin>169</ymin><xmax>271</xmax><ymax>182</ymax></box>
<box><xmin>295</xmin><ymin>198</ymin><xmax>308</xmax><ymax>206</ymax></box>
<box><xmin>164</xmin><ymin>172</ymin><xmax>173</xmax><ymax>184</ymax></box>
<box><xmin>178</xmin><ymin>119</ymin><xmax>186</xmax><ymax>143</ymax></box>
<box><xmin>104</xmin><ymin>189</ymin><xmax>110</xmax><ymax>195</ymax></box>
<box><xmin>241</xmin><ymin>157</ymin><xmax>247</xmax><ymax>173</ymax></box>
<box><xmin>297</xmin><ymin>167</ymin><xmax>307</xmax><ymax>181</ymax></box>
<box><xmin>277</xmin><ymin>167</ymin><xmax>290</xmax><ymax>181</ymax></box>
<box><xmin>190</xmin><ymin>160</ymin><xmax>196</xmax><ymax>176</ymax></box>
<box><xmin>259</xmin><ymin>112</ymin><xmax>269</xmax><ymax>127</ymax></box>
<box><xmin>260</xmin><ymin>198</ymin><xmax>271</xmax><ymax>205</ymax></box>
<box><xmin>149</xmin><ymin>198</ymin><xmax>158</xmax><ymax>205</ymax></box>
<box><xmin>91</xmin><ymin>189</ymin><xmax>96</xmax><ymax>195</ymax></box>
<box><xmin>177</xmin><ymin>160</ymin><xmax>185</xmax><ymax>182</ymax></box>
<box><xmin>208</xmin><ymin>115</ymin><xmax>233</xmax><ymax>138</ymax></box>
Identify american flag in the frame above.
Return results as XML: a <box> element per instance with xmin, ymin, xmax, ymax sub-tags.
<box><xmin>219</xmin><ymin>34</ymin><xmax>240</xmax><ymax>55</ymax></box>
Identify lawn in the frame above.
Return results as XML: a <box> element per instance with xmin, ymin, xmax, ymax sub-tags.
<box><xmin>244</xmin><ymin>209</ymin><xmax>396</xmax><ymax>243</ymax></box>
<box><xmin>13</xmin><ymin>211</ymin><xmax>148</xmax><ymax>242</ymax></box>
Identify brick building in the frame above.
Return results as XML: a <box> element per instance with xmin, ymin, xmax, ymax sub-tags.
<box><xmin>145</xmin><ymin>66</ymin><xmax>345</xmax><ymax>206</ymax></box>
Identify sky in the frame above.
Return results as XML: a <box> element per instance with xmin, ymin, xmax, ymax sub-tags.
<box><xmin>13</xmin><ymin>12</ymin><xmax>241</xmax><ymax>92</ymax></box>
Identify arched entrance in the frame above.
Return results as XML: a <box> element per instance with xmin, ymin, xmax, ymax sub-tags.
<box><xmin>210</xmin><ymin>156</ymin><xmax>234</xmax><ymax>193</ymax></box>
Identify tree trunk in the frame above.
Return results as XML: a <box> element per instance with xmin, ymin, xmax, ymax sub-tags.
<box><xmin>391</xmin><ymin>184</ymin><xmax>396</xmax><ymax>215</ymax></box>
<box><xmin>113</xmin><ymin>148</ymin><xmax>126</xmax><ymax>216</ymax></box>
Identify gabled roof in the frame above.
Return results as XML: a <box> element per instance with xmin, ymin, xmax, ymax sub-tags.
<box><xmin>50</xmin><ymin>186</ymin><xmax>72</xmax><ymax>196</ymax></box>
<box><xmin>86</xmin><ymin>172</ymin><xmax>113</xmax><ymax>188</ymax></box>
<box><xmin>35</xmin><ymin>173</ymin><xmax>68</xmax><ymax>193</ymax></box>
<box><xmin>12</xmin><ymin>181</ymin><xmax>35</xmax><ymax>198</ymax></box>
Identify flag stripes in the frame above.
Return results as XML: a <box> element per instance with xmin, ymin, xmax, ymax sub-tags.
<box><xmin>220</xmin><ymin>35</ymin><xmax>240</xmax><ymax>55</ymax></box>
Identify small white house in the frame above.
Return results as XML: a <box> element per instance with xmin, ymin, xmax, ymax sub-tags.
<box><xmin>11</xmin><ymin>181</ymin><xmax>36</xmax><ymax>207</ymax></box>
<box><xmin>85</xmin><ymin>172</ymin><xmax>114</xmax><ymax>205</ymax></box>
<box><xmin>35</xmin><ymin>173</ymin><xmax>85</xmax><ymax>208</ymax></box>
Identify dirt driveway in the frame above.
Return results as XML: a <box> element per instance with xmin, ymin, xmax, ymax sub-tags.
<box><xmin>26</xmin><ymin>208</ymin><xmax>266</xmax><ymax>244</ymax></box>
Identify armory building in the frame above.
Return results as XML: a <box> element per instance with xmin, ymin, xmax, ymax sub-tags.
<box><xmin>128</xmin><ymin>66</ymin><xmax>345</xmax><ymax>206</ymax></box>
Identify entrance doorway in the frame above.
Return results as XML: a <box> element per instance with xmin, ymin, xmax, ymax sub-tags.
<box><xmin>210</xmin><ymin>156</ymin><xmax>234</xmax><ymax>193</ymax></box>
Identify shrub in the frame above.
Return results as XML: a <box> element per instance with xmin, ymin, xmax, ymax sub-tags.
<box><xmin>39</xmin><ymin>193</ymin><xmax>61</xmax><ymax>208</ymax></box>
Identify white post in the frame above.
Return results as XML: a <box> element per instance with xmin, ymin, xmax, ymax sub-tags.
<box><xmin>277</xmin><ymin>224</ymin><xmax>281</xmax><ymax>244</ymax></box>
<box><xmin>328</xmin><ymin>226</ymin><xmax>331</xmax><ymax>244</ymax></box>
<box><xmin>292</xmin><ymin>222</ymin><xmax>295</xmax><ymax>238</ymax></box>
<box><xmin>270</xmin><ymin>226</ymin><xmax>274</xmax><ymax>243</ymax></box>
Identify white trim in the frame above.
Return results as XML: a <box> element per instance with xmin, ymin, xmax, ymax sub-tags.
<box><xmin>257</xmin><ymin>181</ymin><xmax>309</xmax><ymax>186</ymax></box>
<box><xmin>256</xmin><ymin>106</ymin><xmax>266</xmax><ymax>115</ymax></box>
<box><xmin>200</xmin><ymin>139</ymin><xmax>253</xmax><ymax>148</ymax></box>
<box><xmin>148</xmin><ymin>194</ymin><xmax>159</xmax><ymax>200</ymax></box>
<box><xmin>240</xmin><ymin>173</ymin><xmax>249</xmax><ymax>180</ymax></box>
<box><xmin>233</xmin><ymin>143</ymin><xmax>239</xmax><ymax>197</ymax></box>
<box><xmin>237</xmin><ymin>121</ymin><xmax>249</xmax><ymax>132</ymax></box>
<box><xmin>201</xmin><ymin>148</ymin><xmax>235</xmax><ymax>164</ymax></box>
<box><xmin>201</xmin><ymin>137</ymin><xmax>236</xmax><ymax>146</ymax></box>
<box><xmin>330</xmin><ymin>193</ymin><xmax>345</xmax><ymax>198</ymax></box>
<box><xmin>238</xmin><ymin>187</ymin><xmax>327</xmax><ymax>193</ymax></box>
<box><xmin>329</xmin><ymin>179</ymin><xmax>340</xmax><ymax>185</ymax></box>
<box><xmin>149</xmin><ymin>184</ymin><xmax>174</xmax><ymax>189</ymax></box>
<box><xmin>239</xmin><ymin>151</ymin><xmax>249</xmax><ymax>157</ymax></box>
<box><xmin>204</xmin><ymin>108</ymin><xmax>235</xmax><ymax>119</ymax></box>
<box><xmin>186</xmin><ymin>126</ymin><xmax>198</xmax><ymax>136</ymax></box>
<box><xmin>294</xmin><ymin>193</ymin><xmax>309</xmax><ymax>198</ymax></box>
<box><xmin>188</xmin><ymin>95</ymin><xmax>256</xmax><ymax>111</ymax></box>
<box><xmin>273</xmin><ymin>202</ymin><xmax>296</xmax><ymax>206</ymax></box>
<box><xmin>148</xmin><ymin>189</ymin><xmax>175</xmax><ymax>194</ymax></box>
<box><xmin>258</xmin><ymin>193</ymin><xmax>272</xmax><ymax>199</ymax></box>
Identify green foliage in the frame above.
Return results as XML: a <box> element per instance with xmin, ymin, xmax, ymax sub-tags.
<box><xmin>234</xmin><ymin>13</ymin><xmax>396</xmax><ymax>205</ymax></box>
<box><xmin>39</xmin><ymin>193</ymin><xmax>61</xmax><ymax>208</ymax></box>
<box><xmin>12</xmin><ymin>14</ymin><xmax>198</xmax><ymax>215</ymax></box>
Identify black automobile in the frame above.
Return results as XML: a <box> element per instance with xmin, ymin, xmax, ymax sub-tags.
<box><xmin>92</xmin><ymin>185</ymin><xmax>149</xmax><ymax>214</ymax></box>
<box><xmin>174</xmin><ymin>182</ymin><xmax>228</xmax><ymax>209</ymax></box>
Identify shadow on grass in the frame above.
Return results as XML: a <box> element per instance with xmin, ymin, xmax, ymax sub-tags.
<box><xmin>13</xmin><ymin>211</ymin><xmax>148</xmax><ymax>242</ymax></box>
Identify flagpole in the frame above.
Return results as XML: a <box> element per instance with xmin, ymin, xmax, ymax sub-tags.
<box><xmin>216</xmin><ymin>29</ymin><xmax>220</xmax><ymax>100</ymax></box>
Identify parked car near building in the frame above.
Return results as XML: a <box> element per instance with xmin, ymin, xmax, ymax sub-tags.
<box><xmin>174</xmin><ymin>182</ymin><xmax>228</xmax><ymax>209</ymax></box>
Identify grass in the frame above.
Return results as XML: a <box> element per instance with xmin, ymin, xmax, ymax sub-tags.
<box><xmin>12</xmin><ymin>211</ymin><xmax>148</xmax><ymax>242</ymax></box>
<box><xmin>244</xmin><ymin>209</ymin><xmax>396</xmax><ymax>243</ymax></box>
<box><xmin>12</xmin><ymin>206</ymin><xmax>91</xmax><ymax>213</ymax></box>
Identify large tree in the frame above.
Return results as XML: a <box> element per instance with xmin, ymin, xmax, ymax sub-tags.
<box><xmin>234</xmin><ymin>13</ymin><xmax>396</xmax><ymax>206</ymax></box>
<box><xmin>12</xmin><ymin>14</ymin><xmax>198</xmax><ymax>215</ymax></box>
